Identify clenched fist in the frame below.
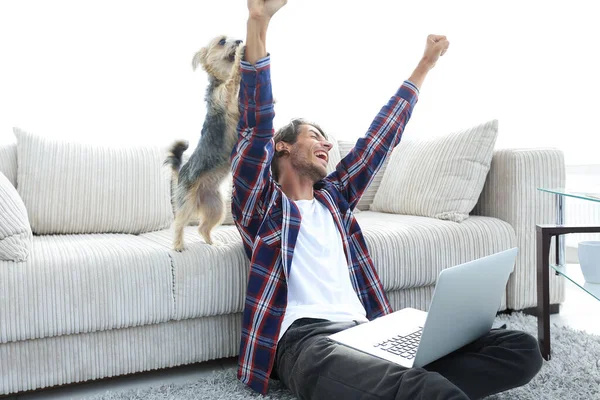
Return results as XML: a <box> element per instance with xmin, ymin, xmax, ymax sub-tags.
<box><xmin>247</xmin><ymin>0</ymin><xmax>288</xmax><ymax>21</ymax></box>
<box><xmin>421</xmin><ymin>34</ymin><xmax>450</xmax><ymax>70</ymax></box>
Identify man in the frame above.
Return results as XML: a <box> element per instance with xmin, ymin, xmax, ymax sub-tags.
<box><xmin>230</xmin><ymin>0</ymin><xmax>543</xmax><ymax>398</ymax></box>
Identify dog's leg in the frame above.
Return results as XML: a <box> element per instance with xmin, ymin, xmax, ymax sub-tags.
<box><xmin>225</xmin><ymin>46</ymin><xmax>243</xmax><ymax>101</ymax></box>
<box><xmin>172</xmin><ymin>197</ymin><xmax>197</xmax><ymax>251</ymax></box>
<box><xmin>197</xmin><ymin>189</ymin><xmax>225</xmax><ymax>245</ymax></box>
<box><xmin>223</xmin><ymin>47</ymin><xmax>244</xmax><ymax>149</ymax></box>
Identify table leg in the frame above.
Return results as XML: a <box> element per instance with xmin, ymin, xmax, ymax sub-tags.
<box><xmin>537</xmin><ymin>228</ymin><xmax>552</xmax><ymax>360</ymax></box>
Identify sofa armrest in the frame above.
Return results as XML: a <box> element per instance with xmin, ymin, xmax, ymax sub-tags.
<box><xmin>472</xmin><ymin>148</ymin><xmax>566</xmax><ymax>310</ymax></box>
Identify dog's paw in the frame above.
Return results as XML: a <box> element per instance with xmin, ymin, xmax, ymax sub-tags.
<box><xmin>233</xmin><ymin>45</ymin><xmax>245</xmax><ymax>67</ymax></box>
<box><xmin>202</xmin><ymin>237</ymin><xmax>223</xmax><ymax>246</ymax></box>
<box><xmin>173</xmin><ymin>242</ymin><xmax>186</xmax><ymax>252</ymax></box>
<box><xmin>200</xmin><ymin>234</ymin><xmax>223</xmax><ymax>246</ymax></box>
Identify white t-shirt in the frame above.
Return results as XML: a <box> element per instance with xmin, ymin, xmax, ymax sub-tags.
<box><xmin>278</xmin><ymin>198</ymin><xmax>368</xmax><ymax>342</ymax></box>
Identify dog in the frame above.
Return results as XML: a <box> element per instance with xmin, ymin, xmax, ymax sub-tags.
<box><xmin>164</xmin><ymin>35</ymin><xmax>244</xmax><ymax>251</ymax></box>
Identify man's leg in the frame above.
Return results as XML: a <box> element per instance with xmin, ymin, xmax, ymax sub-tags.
<box><xmin>424</xmin><ymin>327</ymin><xmax>543</xmax><ymax>399</ymax></box>
<box><xmin>274</xmin><ymin>318</ymin><xmax>469</xmax><ymax>400</ymax></box>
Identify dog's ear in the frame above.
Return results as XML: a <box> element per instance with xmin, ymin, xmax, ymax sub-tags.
<box><xmin>192</xmin><ymin>48</ymin><xmax>207</xmax><ymax>71</ymax></box>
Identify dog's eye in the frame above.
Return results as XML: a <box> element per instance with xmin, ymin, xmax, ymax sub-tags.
<box><xmin>218</xmin><ymin>38</ymin><xmax>226</xmax><ymax>46</ymax></box>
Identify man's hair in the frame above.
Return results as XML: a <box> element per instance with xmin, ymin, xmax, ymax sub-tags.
<box><xmin>271</xmin><ymin>118</ymin><xmax>328</xmax><ymax>182</ymax></box>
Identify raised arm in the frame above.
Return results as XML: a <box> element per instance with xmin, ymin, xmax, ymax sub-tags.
<box><xmin>326</xmin><ymin>34</ymin><xmax>450</xmax><ymax>209</ymax></box>
<box><xmin>244</xmin><ymin>0</ymin><xmax>287</xmax><ymax>64</ymax></box>
<box><xmin>230</xmin><ymin>0</ymin><xmax>287</xmax><ymax>238</ymax></box>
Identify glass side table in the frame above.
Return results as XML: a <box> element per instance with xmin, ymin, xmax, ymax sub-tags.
<box><xmin>536</xmin><ymin>188</ymin><xmax>600</xmax><ymax>360</ymax></box>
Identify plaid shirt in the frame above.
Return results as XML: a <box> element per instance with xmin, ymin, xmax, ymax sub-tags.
<box><xmin>230</xmin><ymin>55</ymin><xmax>419</xmax><ymax>395</ymax></box>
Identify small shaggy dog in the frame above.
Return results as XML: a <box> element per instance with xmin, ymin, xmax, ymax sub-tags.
<box><xmin>164</xmin><ymin>35</ymin><xmax>244</xmax><ymax>250</ymax></box>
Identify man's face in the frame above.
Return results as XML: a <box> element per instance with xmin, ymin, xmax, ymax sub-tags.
<box><xmin>288</xmin><ymin>124</ymin><xmax>333</xmax><ymax>182</ymax></box>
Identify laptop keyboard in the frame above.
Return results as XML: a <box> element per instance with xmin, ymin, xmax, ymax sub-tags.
<box><xmin>373</xmin><ymin>327</ymin><xmax>423</xmax><ymax>359</ymax></box>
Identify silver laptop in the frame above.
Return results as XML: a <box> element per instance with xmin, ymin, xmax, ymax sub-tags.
<box><xmin>329</xmin><ymin>247</ymin><xmax>518</xmax><ymax>368</ymax></box>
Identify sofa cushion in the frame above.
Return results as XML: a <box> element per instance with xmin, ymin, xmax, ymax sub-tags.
<box><xmin>0</xmin><ymin>172</ymin><xmax>32</xmax><ymax>262</ymax></box>
<box><xmin>0</xmin><ymin>233</ymin><xmax>174</xmax><ymax>343</ymax></box>
<box><xmin>14</xmin><ymin>127</ymin><xmax>173</xmax><ymax>234</ymax></box>
<box><xmin>0</xmin><ymin>141</ymin><xmax>17</xmax><ymax>187</ymax></box>
<box><xmin>140</xmin><ymin>209</ymin><xmax>515</xmax><ymax>320</ymax></box>
<box><xmin>355</xmin><ymin>211</ymin><xmax>516</xmax><ymax>291</ymax></box>
<box><xmin>371</xmin><ymin>120</ymin><xmax>499</xmax><ymax>222</ymax></box>
<box><xmin>140</xmin><ymin>226</ymin><xmax>248</xmax><ymax>319</ymax></box>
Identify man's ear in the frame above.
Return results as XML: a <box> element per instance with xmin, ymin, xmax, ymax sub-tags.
<box><xmin>275</xmin><ymin>141</ymin><xmax>290</xmax><ymax>154</ymax></box>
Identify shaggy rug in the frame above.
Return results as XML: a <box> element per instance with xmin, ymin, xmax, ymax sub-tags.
<box><xmin>90</xmin><ymin>313</ymin><xmax>600</xmax><ymax>399</ymax></box>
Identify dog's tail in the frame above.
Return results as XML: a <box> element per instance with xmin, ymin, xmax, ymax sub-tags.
<box><xmin>164</xmin><ymin>140</ymin><xmax>189</xmax><ymax>182</ymax></box>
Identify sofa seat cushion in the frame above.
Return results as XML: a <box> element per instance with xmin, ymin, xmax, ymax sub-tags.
<box><xmin>0</xmin><ymin>234</ymin><xmax>174</xmax><ymax>344</ymax></box>
<box><xmin>139</xmin><ymin>226</ymin><xmax>248</xmax><ymax>320</ymax></box>
<box><xmin>355</xmin><ymin>211</ymin><xmax>517</xmax><ymax>291</ymax></box>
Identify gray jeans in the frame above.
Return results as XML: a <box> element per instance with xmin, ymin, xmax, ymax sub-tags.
<box><xmin>273</xmin><ymin>318</ymin><xmax>543</xmax><ymax>400</ymax></box>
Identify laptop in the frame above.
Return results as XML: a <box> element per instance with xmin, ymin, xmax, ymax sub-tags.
<box><xmin>328</xmin><ymin>247</ymin><xmax>518</xmax><ymax>368</ymax></box>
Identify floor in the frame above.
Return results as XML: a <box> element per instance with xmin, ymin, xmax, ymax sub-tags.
<box><xmin>3</xmin><ymin>266</ymin><xmax>600</xmax><ymax>400</ymax></box>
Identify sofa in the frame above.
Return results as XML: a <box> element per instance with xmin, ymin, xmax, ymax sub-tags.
<box><xmin>0</xmin><ymin>121</ymin><xmax>565</xmax><ymax>395</ymax></box>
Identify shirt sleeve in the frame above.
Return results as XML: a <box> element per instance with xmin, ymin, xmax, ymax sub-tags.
<box><xmin>230</xmin><ymin>55</ymin><xmax>277</xmax><ymax>236</ymax></box>
<box><xmin>325</xmin><ymin>80</ymin><xmax>419</xmax><ymax>209</ymax></box>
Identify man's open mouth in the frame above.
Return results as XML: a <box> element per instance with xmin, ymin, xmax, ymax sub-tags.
<box><xmin>315</xmin><ymin>151</ymin><xmax>328</xmax><ymax>163</ymax></box>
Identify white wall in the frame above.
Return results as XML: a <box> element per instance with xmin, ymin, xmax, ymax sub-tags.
<box><xmin>1</xmin><ymin>0</ymin><xmax>598</xmax><ymax>166</ymax></box>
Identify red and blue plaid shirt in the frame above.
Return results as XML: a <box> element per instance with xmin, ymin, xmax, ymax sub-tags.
<box><xmin>230</xmin><ymin>55</ymin><xmax>419</xmax><ymax>395</ymax></box>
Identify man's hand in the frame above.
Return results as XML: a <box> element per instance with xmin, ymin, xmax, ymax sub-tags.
<box><xmin>408</xmin><ymin>34</ymin><xmax>450</xmax><ymax>90</ymax></box>
<box><xmin>244</xmin><ymin>0</ymin><xmax>288</xmax><ymax>65</ymax></box>
<box><xmin>420</xmin><ymin>34</ymin><xmax>450</xmax><ymax>70</ymax></box>
<box><xmin>247</xmin><ymin>0</ymin><xmax>288</xmax><ymax>22</ymax></box>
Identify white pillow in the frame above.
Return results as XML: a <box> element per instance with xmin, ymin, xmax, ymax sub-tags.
<box><xmin>14</xmin><ymin>127</ymin><xmax>173</xmax><ymax>234</ymax></box>
<box><xmin>0</xmin><ymin>172</ymin><xmax>33</xmax><ymax>261</ymax></box>
<box><xmin>370</xmin><ymin>120</ymin><xmax>499</xmax><ymax>222</ymax></box>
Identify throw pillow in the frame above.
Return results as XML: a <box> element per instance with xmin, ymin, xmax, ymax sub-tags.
<box><xmin>0</xmin><ymin>172</ymin><xmax>33</xmax><ymax>261</ymax></box>
<box><xmin>14</xmin><ymin>127</ymin><xmax>173</xmax><ymax>235</ymax></box>
<box><xmin>370</xmin><ymin>120</ymin><xmax>499</xmax><ymax>222</ymax></box>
